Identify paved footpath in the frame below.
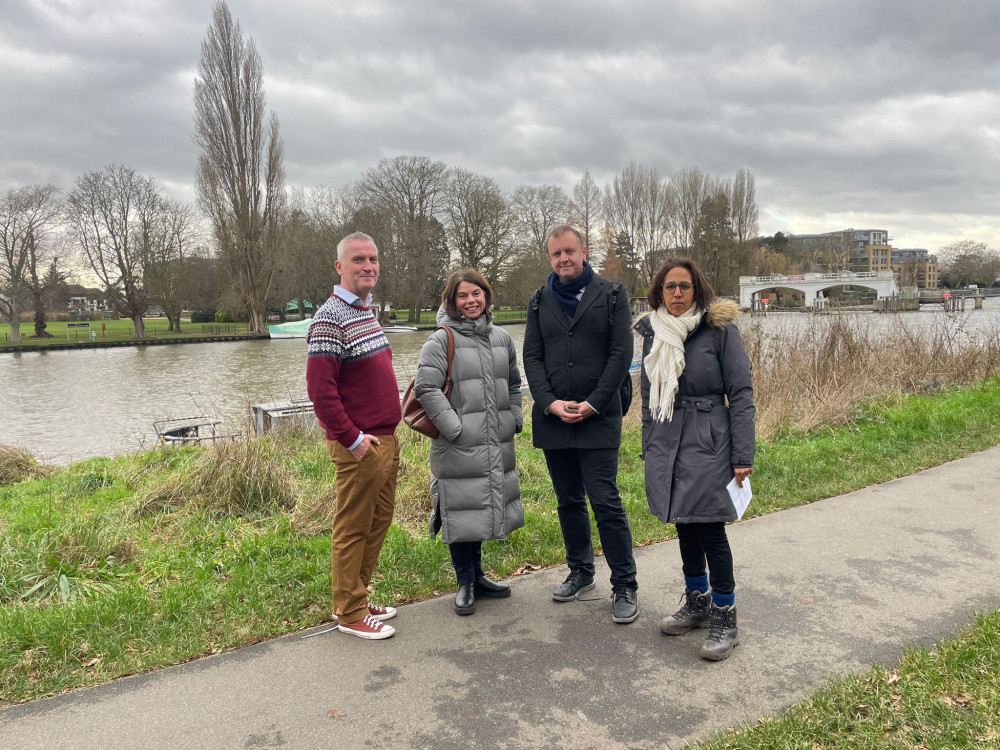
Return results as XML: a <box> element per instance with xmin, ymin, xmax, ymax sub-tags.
<box><xmin>3</xmin><ymin>447</ymin><xmax>999</xmax><ymax>750</ymax></box>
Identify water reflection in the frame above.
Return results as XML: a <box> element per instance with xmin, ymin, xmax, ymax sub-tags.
<box><xmin>2</xmin><ymin>298</ymin><xmax>998</xmax><ymax>464</ymax></box>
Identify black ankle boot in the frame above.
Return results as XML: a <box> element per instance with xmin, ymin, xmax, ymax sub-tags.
<box><xmin>474</xmin><ymin>575</ymin><xmax>511</xmax><ymax>598</ymax></box>
<box><xmin>455</xmin><ymin>584</ymin><xmax>476</xmax><ymax>615</ymax></box>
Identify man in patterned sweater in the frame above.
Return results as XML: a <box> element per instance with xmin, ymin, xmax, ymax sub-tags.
<box><xmin>306</xmin><ymin>232</ymin><xmax>401</xmax><ymax>640</ymax></box>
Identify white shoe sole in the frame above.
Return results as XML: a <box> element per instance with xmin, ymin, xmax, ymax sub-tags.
<box><xmin>369</xmin><ymin>608</ymin><xmax>397</xmax><ymax>621</ymax></box>
<box><xmin>337</xmin><ymin>623</ymin><xmax>395</xmax><ymax>640</ymax></box>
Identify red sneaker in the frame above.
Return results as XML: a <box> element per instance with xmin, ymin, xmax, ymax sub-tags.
<box><xmin>337</xmin><ymin>614</ymin><xmax>395</xmax><ymax>640</ymax></box>
<box><xmin>367</xmin><ymin>603</ymin><xmax>397</xmax><ymax>621</ymax></box>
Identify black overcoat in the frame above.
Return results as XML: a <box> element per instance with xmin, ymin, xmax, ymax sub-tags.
<box><xmin>522</xmin><ymin>274</ymin><xmax>633</xmax><ymax>450</ymax></box>
<box><xmin>635</xmin><ymin>299</ymin><xmax>755</xmax><ymax>524</ymax></box>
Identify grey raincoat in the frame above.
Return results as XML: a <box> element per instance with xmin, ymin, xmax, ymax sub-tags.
<box><xmin>414</xmin><ymin>308</ymin><xmax>524</xmax><ymax>544</ymax></box>
<box><xmin>635</xmin><ymin>299</ymin><xmax>755</xmax><ymax>524</ymax></box>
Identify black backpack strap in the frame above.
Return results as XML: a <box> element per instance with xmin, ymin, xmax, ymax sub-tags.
<box><xmin>530</xmin><ymin>285</ymin><xmax>545</xmax><ymax>312</ymax></box>
<box><xmin>608</xmin><ymin>282</ymin><xmax>624</xmax><ymax>327</ymax></box>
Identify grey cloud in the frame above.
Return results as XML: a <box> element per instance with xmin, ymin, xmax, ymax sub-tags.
<box><xmin>1</xmin><ymin>0</ymin><xmax>999</xmax><ymax>249</ymax></box>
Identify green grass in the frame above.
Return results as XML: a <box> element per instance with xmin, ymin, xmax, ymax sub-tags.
<box><xmin>0</xmin><ymin>319</ymin><xmax>252</xmax><ymax>347</ymax></box>
<box><xmin>698</xmin><ymin>609</ymin><xmax>1000</xmax><ymax>749</ymax></box>
<box><xmin>1</xmin><ymin>379</ymin><xmax>999</xmax><ymax>706</ymax></box>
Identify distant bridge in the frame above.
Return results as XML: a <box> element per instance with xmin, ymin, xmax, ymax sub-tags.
<box><xmin>739</xmin><ymin>271</ymin><xmax>899</xmax><ymax>308</ymax></box>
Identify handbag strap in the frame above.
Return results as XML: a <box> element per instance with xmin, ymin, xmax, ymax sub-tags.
<box><xmin>440</xmin><ymin>326</ymin><xmax>455</xmax><ymax>391</ymax></box>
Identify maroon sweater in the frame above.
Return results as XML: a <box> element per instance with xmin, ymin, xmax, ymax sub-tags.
<box><xmin>305</xmin><ymin>294</ymin><xmax>401</xmax><ymax>447</ymax></box>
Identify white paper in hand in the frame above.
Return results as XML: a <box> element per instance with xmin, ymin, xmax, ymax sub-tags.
<box><xmin>727</xmin><ymin>477</ymin><xmax>752</xmax><ymax>521</ymax></box>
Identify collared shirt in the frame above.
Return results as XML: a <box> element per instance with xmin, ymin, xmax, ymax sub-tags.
<box><xmin>333</xmin><ymin>285</ymin><xmax>373</xmax><ymax>309</ymax></box>
<box><xmin>334</xmin><ymin>285</ymin><xmax>374</xmax><ymax>450</ymax></box>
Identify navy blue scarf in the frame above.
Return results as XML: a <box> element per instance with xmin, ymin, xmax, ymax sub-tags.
<box><xmin>547</xmin><ymin>261</ymin><xmax>594</xmax><ymax>320</ymax></box>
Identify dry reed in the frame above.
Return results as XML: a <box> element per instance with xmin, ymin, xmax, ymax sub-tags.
<box><xmin>135</xmin><ymin>437</ymin><xmax>297</xmax><ymax>518</ymax></box>
<box><xmin>741</xmin><ymin>313</ymin><xmax>1000</xmax><ymax>439</ymax></box>
<box><xmin>0</xmin><ymin>444</ymin><xmax>50</xmax><ymax>486</ymax></box>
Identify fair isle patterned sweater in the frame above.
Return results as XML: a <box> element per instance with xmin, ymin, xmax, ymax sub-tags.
<box><xmin>305</xmin><ymin>294</ymin><xmax>401</xmax><ymax>447</ymax></box>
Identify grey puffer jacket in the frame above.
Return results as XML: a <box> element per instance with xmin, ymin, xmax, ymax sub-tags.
<box><xmin>414</xmin><ymin>308</ymin><xmax>524</xmax><ymax>544</ymax></box>
<box><xmin>635</xmin><ymin>299</ymin><xmax>755</xmax><ymax>524</ymax></box>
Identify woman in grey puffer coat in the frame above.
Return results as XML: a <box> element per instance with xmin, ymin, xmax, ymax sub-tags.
<box><xmin>635</xmin><ymin>257</ymin><xmax>755</xmax><ymax>662</ymax></box>
<box><xmin>414</xmin><ymin>269</ymin><xmax>524</xmax><ymax>616</ymax></box>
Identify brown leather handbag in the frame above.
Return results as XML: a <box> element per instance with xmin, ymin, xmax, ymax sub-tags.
<box><xmin>401</xmin><ymin>326</ymin><xmax>455</xmax><ymax>438</ymax></box>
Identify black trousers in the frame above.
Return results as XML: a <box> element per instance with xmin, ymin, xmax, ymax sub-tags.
<box><xmin>449</xmin><ymin>541</ymin><xmax>484</xmax><ymax>586</ymax></box>
<box><xmin>544</xmin><ymin>447</ymin><xmax>637</xmax><ymax>591</ymax></box>
<box><xmin>675</xmin><ymin>522</ymin><xmax>735</xmax><ymax>595</ymax></box>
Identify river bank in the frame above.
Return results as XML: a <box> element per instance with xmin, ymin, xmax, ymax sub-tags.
<box><xmin>2</xmin><ymin>377</ymin><xmax>999</xmax><ymax>705</ymax></box>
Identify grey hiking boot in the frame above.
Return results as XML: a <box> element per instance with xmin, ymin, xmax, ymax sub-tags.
<box><xmin>659</xmin><ymin>589</ymin><xmax>711</xmax><ymax>635</ymax></box>
<box><xmin>552</xmin><ymin>571</ymin><xmax>596</xmax><ymax>601</ymax></box>
<box><xmin>699</xmin><ymin>603</ymin><xmax>739</xmax><ymax>661</ymax></box>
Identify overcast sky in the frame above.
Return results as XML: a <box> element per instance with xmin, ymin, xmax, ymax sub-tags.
<box><xmin>2</xmin><ymin>0</ymin><xmax>999</xmax><ymax>252</ymax></box>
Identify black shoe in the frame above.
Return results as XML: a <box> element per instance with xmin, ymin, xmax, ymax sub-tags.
<box><xmin>455</xmin><ymin>584</ymin><xmax>476</xmax><ymax>615</ymax></box>
<box><xmin>660</xmin><ymin>589</ymin><xmax>711</xmax><ymax>635</ymax></box>
<box><xmin>699</xmin><ymin>603</ymin><xmax>739</xmax><ymax>660</ymax></box>
<box><xmin>474</xmin><ymin>575</ymin><xmax>511</xmax><ymax>598</ymax></box>
<box><xmin>552</xmin><ymin>571</ymin><xmax>596</xmax><ymax>602</ymax></box>
<box><xmin>611</xmin><ymin>588</ymin><xmax>639</xmax><ymax>624</ymax></box>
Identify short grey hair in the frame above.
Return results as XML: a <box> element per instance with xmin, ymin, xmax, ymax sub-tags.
<box><xmin>336</xmin><ymin>232</ymin><xmax>376</xmax><ymax>262</ymax></box>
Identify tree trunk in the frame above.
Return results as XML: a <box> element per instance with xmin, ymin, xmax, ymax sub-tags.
<box><xmin>173</xmin><ymin>311</ymin><xmax>183</xmax><ymax>333</ymax></box>
<box><xmin>9</xmin><ymin>318</ymin><xmax>21</xmax><ymax>344</ymax></box>
<box><xmin>33</xmin><ymin>299</ymin><xmax>51</xmax><ymax>337</ymax></box>
<box><xmin>132</xmin><ymin>313</ymin><xmax>146</xmax><ymax>339</ymax></box>
<box><xmin>248</xmin><ymin>307</ymin><xmax>267</xmax><ymax>335</ymax></box>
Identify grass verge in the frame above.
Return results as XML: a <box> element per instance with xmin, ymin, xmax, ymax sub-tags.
<box><xmin>698</xmin><ymin>609</ymin><xmax>1000</xmax><ymax>749</ymax></box>
<box><xmin>1</xmin><ymin>378</ymin><xmax>999</xmax><ymax>706</ymax></box>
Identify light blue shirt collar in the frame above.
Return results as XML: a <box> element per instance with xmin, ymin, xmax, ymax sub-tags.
<box><xmin>334</xmin><ymin>285</ymin><xmax>372</xmax><ymax>308</ymax></box>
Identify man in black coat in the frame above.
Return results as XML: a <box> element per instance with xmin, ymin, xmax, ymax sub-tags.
<box><xmin>523</xmin><ymin>224</ymin><xmax>639</xmax><ymax>624</ymax></box>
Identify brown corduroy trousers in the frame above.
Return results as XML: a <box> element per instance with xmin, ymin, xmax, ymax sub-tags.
<box><xmin>328</xmin><ymin>433</ymin><xmax>399</xmax><ymax>624</ymax></box>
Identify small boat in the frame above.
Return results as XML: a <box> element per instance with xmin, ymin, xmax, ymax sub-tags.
<box><xmin>268</xmin><ymin>320</ymin><xmax>311</xmax><ymax>339</ymax></box>
<box><xmin>153</xmin><ymin>416</ymin><xmax>237</xmax><ymax>446</ymax></box>
<box><xmin>381</xmin><ymin>325</ymin><xmax>418</xmax><ymax>333</ymax></box>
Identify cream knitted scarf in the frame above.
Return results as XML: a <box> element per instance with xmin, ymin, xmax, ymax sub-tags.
<box><xmin>644</xmin><ymin>304</ymin><xmax>704</xmax><ymax>422</ymax></box>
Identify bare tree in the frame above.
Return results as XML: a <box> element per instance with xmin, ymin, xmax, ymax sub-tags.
<box><xmin>602</xmin><ymin>162</ymin><xmax>671</xmax><ymax>290</ymax></box>
<box><xmin>146</xmin><ymin>200</ymin><xmax>202</xmax><ymax>332</ymax></box>
<box><xmin>665</xmin><ymin>167</ymin><xmax>718</xmax><ymax>251</ymax></box>
<box><xmin>66</xmin><ymin>165</ymin><xmax>171</xmax><ymax>338</ymax></box>
<box><xmin>194</xmin><ymin>0</ymin><xmax>286</xmax><ymax>334</ymax></box>
<box><xmin>938</xmin><ymin>240</ymin><xmax>1000</xmax><ymax>288</ymax></box>
<box><xmin>444</xmin><ymin>168</ymin><xmax>518</xmax><ymax>287</ymax></box>
<box><xmin>512</xmin><ymin>184</ymin><xmax>569</xmax><ymax>258</ymax></box>
<box><xmin>569</xmin><ymin>169</ymin><xmax>603</xmax><ymax>256</ymax></box>
<box><xmin>356</xmin><ymin>156</ymin><xmax>449</xmax><ymax>321</ymax></box>
<box><xmin>730</xmin><ymin>168</ymin><xmax>759</xmax><ymax>253</ymax></box>
<box><xmin>0</xmin><ymin>184</ymin><xmax>60</xmax><ymax>343</ymax></box>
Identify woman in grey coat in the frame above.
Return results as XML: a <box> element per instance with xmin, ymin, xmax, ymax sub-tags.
<box><xmin>635</xmin><ymin>257</ymin><xmax>755</xmax><ymax>661</ymax></box>
<box><xmin>414</xmin><ymin>269</ymin><xmax>524</xmax><ymax>616</ymax></box>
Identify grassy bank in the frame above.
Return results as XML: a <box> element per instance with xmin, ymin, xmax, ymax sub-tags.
<box><xmin>699</xmin><ymin>609</ymin><xmax>1000</xmax><ymax>749</ymax></box>
<box><xmin>0</xmin><ymin>319</ymin><xmax>251</xmax><ymax>348</ymax></box>
<box><xmin>1</xmin><ymin>378</ymin><xmax>999</xmax><ymax>705</ymax></box>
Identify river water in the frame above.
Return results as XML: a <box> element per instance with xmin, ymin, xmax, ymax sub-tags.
<box><xmin>2</xmin><ymin>299</ymin><xmax>998</xmax><ymax>464</ymax></box>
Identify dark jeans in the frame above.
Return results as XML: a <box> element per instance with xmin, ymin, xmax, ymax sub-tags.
<box><xmin>449</xmin><ymin>541</ymin><xmax>484</xmax><ymax>586</ymax></box>
<box><xmin>675</xmin><ymin>522</ymin><xmax>734</xmax><ymax>595</ymax></box>
<box><xmin>544</xmin><ymin>447</ymin><xmax>637</xmax><ymax>591</ymax></box>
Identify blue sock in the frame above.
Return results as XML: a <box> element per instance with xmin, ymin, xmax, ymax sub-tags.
<box><xmin>684</xmin><ymin>574</ymin><xmax>709</xmax><ymax>594</ymax></box>
<box><xmin>712</xmin><ymin>590</ymin><xmax>735</xmax><ymax>608</ymax></box>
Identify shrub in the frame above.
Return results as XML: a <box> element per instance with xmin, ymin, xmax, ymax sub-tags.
<box><xmin>214</xmin><ymin>310</ymin><xmax>232</xmax><ymax>323</ymax></box>
<box><xmin>190</xmin><ymin>309</ymin><xmax>216</xmax><ymax>323</ymax></box>
<box><xmin>136</xmin><ymin>437</ymin><xmax>297</xmax><ymax>518</ymax></box>
<box><xmin>0</xmin><ymin>445</ymin><xmax>50</xmax><ymax>486</ymax></box>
